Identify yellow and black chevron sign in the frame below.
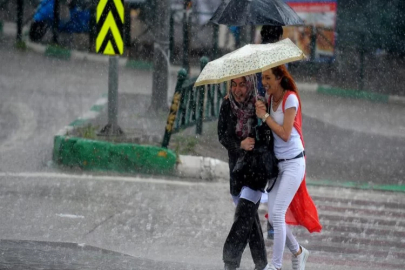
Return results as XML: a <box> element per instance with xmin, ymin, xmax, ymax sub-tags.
<box><xmin>96</xmin><ymin>0</ymin><xmax>124</xmax><ymax>55</ymax></box>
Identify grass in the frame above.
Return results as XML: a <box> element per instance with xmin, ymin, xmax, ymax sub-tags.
<box><xmin>15</xmin><ymin>40</ymin><xmax>27</xmax><ymax>50</ymax></box>
<box><xmin>74</xmin><ymin>124</ymin><xmax>99</xmax><ymax>140</ymax></box>
<box><xmin>172</xmin><ymin>135</ymin><xmax>199</xmax><ymax>156</ymax></box>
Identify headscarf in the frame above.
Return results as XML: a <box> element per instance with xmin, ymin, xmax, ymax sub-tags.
<box><xmin>229</xmin><ymin>74</ymin><xmax>259</xmax><ymax>139</ymax></box>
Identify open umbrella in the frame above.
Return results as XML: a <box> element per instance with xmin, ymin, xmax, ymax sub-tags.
<box><xmin>210</xmin><ymin>0</ymin><xmax>303</xmax><ymax>26</ymax></box>
<box><xmin>194</xmin><ymin>38</ymin><xmax>305</xmax><ymax>87</ymax></box>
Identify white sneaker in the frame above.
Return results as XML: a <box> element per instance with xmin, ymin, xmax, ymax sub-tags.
<box><xmin>292</xmin><ymin>246</ymin><xmax>309</xmax><ymax>270</ymax></box>
<box><xmin>261</xmin><ymin>264</ymin><xmax>270</xmax><ymax>270</ymax></box>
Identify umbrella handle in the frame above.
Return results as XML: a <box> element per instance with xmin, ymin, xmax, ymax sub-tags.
<box><xmin>255</xmin><ymin>91</ymin><xmax>263</xmax><ymax>126</ymax></box>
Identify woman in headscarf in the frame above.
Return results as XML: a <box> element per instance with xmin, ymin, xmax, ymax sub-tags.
<box><xmin>218</xmin><ymin>74</ymin><xmax>270</xmax><ymax>270</ymax></box>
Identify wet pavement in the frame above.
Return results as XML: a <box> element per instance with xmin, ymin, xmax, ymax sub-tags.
<box><xmin>0</xmin><ymin>173</ymin><xmax>403</xmax><ymax>269</ymax></box>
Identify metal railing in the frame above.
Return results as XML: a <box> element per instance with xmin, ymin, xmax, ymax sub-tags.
<box><xmin>162</xmin><ymin>56</ymin><xmax>227</xmax><ymax>148</ymax></box>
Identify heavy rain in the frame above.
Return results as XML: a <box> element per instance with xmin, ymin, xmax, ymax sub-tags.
<box><xmin>0</xmin><ymin>0</ymin><xmax>404</xmax><ymax>269</ymax></box>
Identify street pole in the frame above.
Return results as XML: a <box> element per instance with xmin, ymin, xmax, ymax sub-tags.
<box><xmin>212</xmin><ymin>24</ymin><xmax>219</xmax><ymax>60</ymax></box>
<box><xmin>169</xmin><ymin>11</ymin><xmax>174</xmax><ymax>63</ymax></box>
<box><xmin>16</xmin><ymin>0</ymin><xmax>23</xmax><ymax>42</ymax></box>
<box><xmin>89</xmin><ymin>0</ymin><xmax>97</xmax><ymax>52</ymax></box>
<box><xmin>151</xmin><ymin>0</ymin><xmax>171</xmax><ymax>111</ymax></box>
<box><xmin>99</xmin><ymin>56</ymin><xmax>123</xmax><ymax>136</ymax></box>
<box><xmin>96</xmin><ymin>0</ymin><xmax>124</xmax><ymax>136</ymax></box>
<box><xmin>310</xmin><ymin>26</ymin><xmax>316</xmax><ymax>61</ymax></box>
<box><xmin>124</xmin><ymin>3</ymin><xmax>131</xmax><ymax>49</ymax></box>
<box><xmin>196</xmin><ymin>57</ymin><xmax>209</xmax><ymax>135</ymax></box>
<box><xmin>359</xmin><ymin>33</ymin><xmax>365</xmax><ymax>91</ymax></box>
<box><xmin>182</xmin><ymin>0</ymin><xmax>191</xmax><ymax>73</ymax></box>
<box><xmin>108</xmin><ymin>56</ymin><xmax>120</xmax><ymax>133</ymax></box>
<box><xmin>53</xmin><ymin>0</ymin><xmax>60</xmax><ymax>45</ymax></box>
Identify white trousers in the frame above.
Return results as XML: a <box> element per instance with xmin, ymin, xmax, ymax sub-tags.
<box><xmin>267</xmin><ymin>157</ymin><xmax>306</xmax><ymax>269</ymax></box>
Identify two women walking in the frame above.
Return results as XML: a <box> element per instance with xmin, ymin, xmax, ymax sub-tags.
<box><xmin>218</xmin><ymin>65</ymin><xmax>322</xmax><ymax>270</ymax></box>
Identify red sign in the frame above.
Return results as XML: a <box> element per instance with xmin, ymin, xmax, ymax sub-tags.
<box><xmin>283</xmin><ymin>1</ymin><xmax>338</xmax><ymax>60</ymax></box>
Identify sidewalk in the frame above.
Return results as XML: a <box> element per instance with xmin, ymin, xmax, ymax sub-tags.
<box><xmin>0</xmin><ymin>172</ymin><xmax>404</xmax><ymax>270</ymax></box>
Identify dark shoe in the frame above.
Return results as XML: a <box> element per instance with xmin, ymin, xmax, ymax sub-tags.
<box><xmin>224</xmin><ymin>264</ymin><xmax>237</xmax><ymax>270</ymax></box>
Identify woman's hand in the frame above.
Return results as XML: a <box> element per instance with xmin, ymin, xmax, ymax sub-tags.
<box><xmin>255</xmin><ymin>101</ymin><xmax>267</xmax><ymax>119</ymax></box>
<box><xmin>241</xmin><ymin>137</ymin><xmax>255</xmax><ymax>151</ymax></box>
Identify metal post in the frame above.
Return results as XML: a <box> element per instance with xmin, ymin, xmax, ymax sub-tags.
<box><xmin>250</xmin><ymin>24</ymin><xmax>256</xmax><ymax>44</ymax></box>
<box><xmin>151</xmin><ymin>0</ymin><xmax>171</xmax><ymax>111</ymax></box>
<box><xmin>196</xmin><ymin>56</ymin><xmax>209</xmax><ymax>135</ymax></box>
<box><xmin>182</xmin><ymin>0</ymin><xmax>191</xmax><ymax>73</ymax></box>
<box><xmin>359</xmin><ymin>33</ymin><xmax>365</xmax><ymax>91</ymax></box>
<box><xmin>124</xmin><ymin>3</ymin><xmax>131</xmax><ymax>48</ymax></box>
<box><xmin>310</xmin><ymin>26</ymin><xmax>316</xmax><ymax>61</ymax></box>
<box><xmin>99</xmin><ymin>56</ymin><xmax>123</xmax><ymax>135</ymax></box>
<box><xmin>53</xmin><ymin>0</ymin><xmax>60</xmax><ymax>44</ymax></box>
<box><xmin>162</xmin><ymin>69</ymin><xmax>188</xmax><ymax>148</ymax></box>
<box><xmin>88</xmin><ymin>0</ymin><xmax>97</xmax><ymax>52</ymax></box>
<box><xmin>108</xmin><ymin>56</ymin><xmax>119</xmax><ymax>129</ymax></box>
<box><xmin>241</xmin><ymin>25</ymin><xmax>251</xmax><ymax>46</ymax></box>
<box><xmin>16</xmin><ymin>0</ymin><xmax>23</xmax><ymax>42</ymax></box>
<box><xmin>212</xmin><ymin>24</ymin><xmax>219</xmax><ymax>60</ymax></box>
<box><xmin>169</xmin><ymin>11</ymin><xmax>174</xmax><ymax>63</ymax></box>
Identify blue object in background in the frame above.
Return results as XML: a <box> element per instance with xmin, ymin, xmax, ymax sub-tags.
<box><xmin>268</xmin><ymin>220</ymin><xmax>274</xmax><ymax>240</ymax></box>
<box><xmin>60</xmin><ymin>6</ymin><xmax>90</xmax><ymax>33</ymax></box>
<box><xmin>229</xmin><ymin>26</ymin><xmax>241</xmax><ymax>47</ymax></box>
<box><xmin>33</xmin><ymin>0</ymin><xmax>54</xmax><ymax>23</ymax></box>
<box><xmin>33</xmin><ymin>0</ymin><xmax>90</xmax><ymax>33</ymax></box>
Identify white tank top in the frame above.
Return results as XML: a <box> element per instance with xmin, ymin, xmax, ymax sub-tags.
<box><xmin>270</xmin><ymin>94</ymin><xmax>304</xmax><ymax>159</ymax></box>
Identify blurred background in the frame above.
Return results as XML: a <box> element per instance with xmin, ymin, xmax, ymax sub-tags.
<box><xmin>1</xmin><ymin>0</ymin><xmax>404</xmax><ymax>95</ymax></box>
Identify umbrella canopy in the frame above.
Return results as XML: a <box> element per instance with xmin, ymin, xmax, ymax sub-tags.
<box><xmin>194</xmin><ymin>38</ymin><xmax>305</xmax><ymax>87</ymax></box>
<box><xmin>210</xmin><ymin>0</ymin><xmax>303</xmax><ymax>26</ymax></box>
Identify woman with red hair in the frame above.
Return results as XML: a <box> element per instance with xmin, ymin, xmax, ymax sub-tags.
<box><xmin>255</xmin><ymin>65</ymin><xmax>322</xmax><ymax>270</ymax></box>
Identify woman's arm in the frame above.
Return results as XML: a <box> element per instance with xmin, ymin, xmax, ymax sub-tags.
<box><xmin>264</xmin><ymin>108</ymin><xmax>295</xmax><ymax>142</ymax></box>
<box><xmin>255</xmin><ymin>100</ymin><xmax>296</xmax><ymax>142</ymax></box>
<box><xmin>218</xmin><ymin>101</ymin><xmax>242</xmax><ymax>153</ymax></box>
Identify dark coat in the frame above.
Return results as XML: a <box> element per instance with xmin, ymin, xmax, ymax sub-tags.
<box><xmin>218</xmin><ymin>99</ymin><xmax>277</xmax><ymax>196</ymax></box>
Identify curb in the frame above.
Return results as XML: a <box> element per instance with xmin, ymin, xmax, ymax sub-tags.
<box><xmin>126</xmin><ymin>59</ymin><xmax>154</xmax><ymax>70</ymax></box>
<box><xmin>296</xmin><ymin>83</ymin><xmax>405</xmax><ymax>105</ymax></box>
<box><xmin>188</xmin><ymin>159</ymin><xmax>405</xmax><ymax>193</ymax></box>
<box><xmin>53</xmin><ymin>95</ymin><xmax>177</xmax><ymax>175</ymax></box>
<box><xmin>45</xmin><ymin>44</ymin><xmax>71</xmax><ymax>60</ymax></box>
<box><xmin>177</xmin><ymin>155</ymin><xmax>229</xmax><ymax>181</ymax></box>
<box><xmin>306</xmin><ymin>179</ymin><xmax>405</xmax><ymax>193</ymax></box>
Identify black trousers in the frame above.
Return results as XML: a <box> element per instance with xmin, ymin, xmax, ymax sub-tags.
<box><xmin>223</xmin><ymin>198</ymin><xmax>268</xmax><ymax>268</ymax></box>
